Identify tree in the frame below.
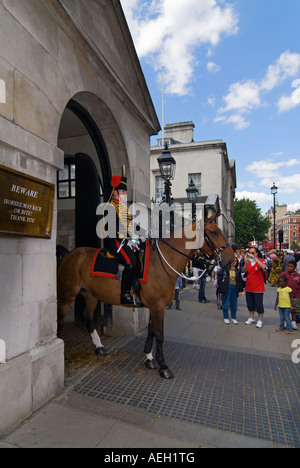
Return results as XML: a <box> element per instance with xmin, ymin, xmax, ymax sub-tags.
<box><xmin>234</xmin><ymin>198</ymin><xmax>271</xmax><ymax>247</ymax></box>
<box><xmin>290</xmin><ymin>240</ymin><xmax>299</xmax><ymax>252</ymax></box>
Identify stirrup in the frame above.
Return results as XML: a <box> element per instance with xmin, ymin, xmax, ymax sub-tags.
<box><xmin>121</xmin><ymin>293</ymin><xmax>135</xmax><ymax>305</ymax></box>
<box><xmin>121</xmin><ymin>293</ymin><xmax>143</xmax><ymax>307</ymax></box>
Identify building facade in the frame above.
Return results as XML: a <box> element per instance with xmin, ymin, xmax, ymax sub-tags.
<box><xmin>0</xmin><ymin>0</ymin><xmax>160</xmax><ymax>435</ymax></box>
<box><xmin>277</xmin><ymin>211</ymin><xmax>300</xmax><ymax>249</ymax></box>
<box><xmin>150</xmin><ymin>122</ymin><xmax>236</xmax><ymax>243</ymax></box>
<box><xmin>265</xmin><ymin>204</ymin><xmax>288</xmax><ymax>249</ymax></box>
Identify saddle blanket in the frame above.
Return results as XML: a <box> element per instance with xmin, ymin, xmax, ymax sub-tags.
<box><xmin>90</xmin><ymin>240</ymin><xmax>150</xmax><ymax>284</ymax></box>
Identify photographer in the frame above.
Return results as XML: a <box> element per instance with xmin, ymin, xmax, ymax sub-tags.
<box><xmin>242</xmin><ymin>247</ymin><xmax>267</xmax><ymax>329</ymax></box>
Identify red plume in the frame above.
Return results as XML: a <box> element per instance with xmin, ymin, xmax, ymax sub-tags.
<box><xmin>111</xmin><ymin>176</ymin><xmax>122</xmax><ymax>188</ymax></box>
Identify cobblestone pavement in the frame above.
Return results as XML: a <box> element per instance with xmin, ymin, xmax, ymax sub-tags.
<box><xmin>74</xmin><ymin>336</ymin><xmax>299</xmax><ymax>448</ymax></box>
<box><xmin>1</xmin><ymin>283</ymin><xmax>299</xmax><ymax>448</ymax></box>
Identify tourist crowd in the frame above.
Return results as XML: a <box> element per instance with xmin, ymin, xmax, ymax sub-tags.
<box><xmin>172</xmin><ymin>248</ymin><xmax>300</xmax><ymax>334</ymax></box>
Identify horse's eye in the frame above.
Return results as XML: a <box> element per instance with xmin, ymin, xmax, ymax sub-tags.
<box><xmin>211</xmin><ymin>231</ymin><xmax>218</xmax><ymax>236</ymax></box>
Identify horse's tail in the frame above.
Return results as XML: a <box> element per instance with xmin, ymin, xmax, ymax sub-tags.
<box><xmin>56</xmin><ymin>244</ymin><xmax>69</xmax><ymax>272</ymax></box>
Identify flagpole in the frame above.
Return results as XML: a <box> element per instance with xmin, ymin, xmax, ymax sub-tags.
<box><xmin>162</xmin><ymin>66</ymin><xmax>165</xmax><ymax>146</ymax></box>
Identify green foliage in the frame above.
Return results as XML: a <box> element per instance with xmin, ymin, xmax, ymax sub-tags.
<box><xmin>290</xmin><ymin>241</ymin><xmax>299</xmax><ymax>251</ymax></box>
<box><xmin>234</xmin><ymin>198</ymin><xmax>271</xmax><ymax>247</ymax></box>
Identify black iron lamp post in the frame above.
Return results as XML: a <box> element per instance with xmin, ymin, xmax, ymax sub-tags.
<box><xmin>270</xmin><ymin>182</ymin><xmax>278</xmax><ymax>249</ymax></box>
<box><xmin>186</xmin><ymin>178</ymin><xmax>199</xmax><ymax>221</ymax></box>
<box><xmin>157</xmin><ymin>143</ymin><xmax>176</xmax><ymax>206</ymax></box>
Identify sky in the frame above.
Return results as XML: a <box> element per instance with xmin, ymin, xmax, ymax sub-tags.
<box><xmin>120</xmin><ymin>0</ymin><xmax>300</xmax><ymax>214</ymax></box>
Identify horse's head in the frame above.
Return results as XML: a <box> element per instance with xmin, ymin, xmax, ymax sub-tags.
<box><xmin>201</xmin><ymin>214</ymin><xmax>235</xmax><ymax>269</ymax></box>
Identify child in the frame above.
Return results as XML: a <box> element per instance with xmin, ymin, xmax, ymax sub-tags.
<box><xmin>274</xmin><ymin>276</ymin><xmax>294</xmax><ymax>335</ymax></box>
<box><xmin>279</xmin><ymin>261</ymin><xmax>300</xmax><ymax>330</ymax></box>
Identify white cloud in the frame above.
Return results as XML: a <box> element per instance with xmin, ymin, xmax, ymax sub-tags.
<box><xmin>247</xmin><ymin>158</ymin><xmax>300</xmax><ymax>178</ymax></box>
<box><xmin>237</xmin><ymin>157</ymin><xmax>300</xmax><ymax>211</ymax></box>
<box><xmin>235</xmin><ymin>191</ymin><xmax>272</xmax><ymax>204</ymax></box>
<box><xmin>260</xmin><ymin>51</ymin><xmax>300</xmax><ymax>91</ymax></box>
<box><xmin>219</xmin><ymin>80</ymin><xmax>261</xmax><ymax>113</ymax></box>
<box><xmin>292</xmin><ymin>79</ymin><xmax>300</xmax><ymax>88</ymax></box>
<box><xmin>121</xmin><ymin>0</ymin><xmax>239</xmax><ymax>95</ymax></box>
<box><xmin>216</xmin><ymin>50</ymin><xmax>300</xmax><ymax>129</ymax></box>
<box><xmin>288</xmin><ymin>202</ymin><xmax>300</xmax><ymax>212</ymax></box>
<box><xmin>260</xmin><ymin>174</ymin><xmax>300</xmax><ymax>194</ymax></box>
<box><xmin>226</xmin><ymin>114</ymin><xmax>250</xmax><ymax>130</ymax></box>
<box><xmin>246</xmin><ymin>158</ymin><xmax>300</xmax><ymax>194</ymax></box>
<box><xmin>214</xmin><ymin>116</ymin><xmax>225</xmax><ymax>123</ymax></box>
<box><xmin>207</xmin><ymin>95</ymin><xmax>216</xmax><ymax>106</ymax></box>
<box><xmin>278</xmin><ymin>82</ymin><xmax>300</xmax><ymax>112</ymax></box>
<box><xmin>207</xmin><ymin>61</ymin><xmax>221</xmax><ymax>73</ymax></box>
<box><xmin>214</xmin><ymin>113</ymin><xmax>249</xmax><ymax>130</ymax></box>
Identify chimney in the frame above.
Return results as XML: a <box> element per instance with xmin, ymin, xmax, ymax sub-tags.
<box><xmin>164</xmin><ymin>122</ymin><xmax>195</xmax><ymax>143</ymax></box>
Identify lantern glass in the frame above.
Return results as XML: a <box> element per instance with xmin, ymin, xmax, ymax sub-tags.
<box><xmin>157</xmin><ymin>144</ymin><xmax>176</xmax><ymax>180</ymax></box>
<box><xmin>270</xmin><ymin>182</ymin><xmax>278</xmax><ymax>195</ymax></box>
<box><xmin>186</xmin><ymin>179</ymin><xmax>199</xmax><ymax>203</ymax></box>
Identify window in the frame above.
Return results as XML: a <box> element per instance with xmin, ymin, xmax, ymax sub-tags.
<box><xmin>158</xmin><ymin>139</ymin><xmax>171</xmax><ymax>147</ymax></box>
<box><xmin>188</xmin><ymin>173</ymin><xmax>201</xmax><ymax>196</ymax></box>
<box><xmin>58</xmin><ymin>164</ymin><xmax>76</xmax><ymax>199</ymax></box>
<box><xmin>155</xmin><ymin>176</ymin><xmax>165</xmax><ymax>201</ymax></box>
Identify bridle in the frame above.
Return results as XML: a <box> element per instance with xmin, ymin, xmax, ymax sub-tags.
<box><xmin>155</xmin><ymin>220</ymin><xmax>231</xmax><ymax>281</ymax></box>
<box><xmin>203</xmin><ymin>220</ymin><xmax>231</xmax><ymax>263</ymax></box>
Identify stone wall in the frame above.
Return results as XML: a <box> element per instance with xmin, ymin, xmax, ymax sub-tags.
<box><xmin>0</xmin><ymin>0</ymin><xmax>159</xmax><ymax>435</ymax></box>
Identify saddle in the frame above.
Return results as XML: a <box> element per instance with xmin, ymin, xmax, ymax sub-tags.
<box><xmin>90</xmin><ymin>240</ymin><xmax>150</xmax><ymax>285</ymax></box>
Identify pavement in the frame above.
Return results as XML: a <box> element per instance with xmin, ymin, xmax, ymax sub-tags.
<box><xmin>0</xmin><ymin>281</ymin><xmax>299</xmax><ymax>449</ymax></box>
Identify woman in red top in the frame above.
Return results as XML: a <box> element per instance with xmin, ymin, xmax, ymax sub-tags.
<box><xmin>242</xmin><ymin>247</ymin><xmax>267</xmax><ymax>329</ymax></box>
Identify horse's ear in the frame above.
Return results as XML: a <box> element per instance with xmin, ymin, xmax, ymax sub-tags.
<box><xmin>205</xmin><ymin>212</ymin><xmax>217</xmax><ymax>223</ymax></box>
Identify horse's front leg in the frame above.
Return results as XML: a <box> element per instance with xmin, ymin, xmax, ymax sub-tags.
<box><xmin>151</xmin><ymin>308</ymin><xmax>174</xmax><ymax>379</ymax></box>
<box><xmin>144</xmin><ymin>319</ymin><xmax>158</xmax><ymax>370</ymax></box>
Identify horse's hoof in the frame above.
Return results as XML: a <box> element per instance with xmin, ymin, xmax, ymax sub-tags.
<box><xmin>159</xmin><ymin>368</ymin><xmax>174</xmax><ymax>379</ymax></box>
<box><xmin>95</xmin><ymin>347</ymin><xmax>107</xmax><ymax>356</ymax></box>
<box><xmin>145</xmin><ymin>358</ymin><xmax>158</xmax><ymax>370</ymax></box>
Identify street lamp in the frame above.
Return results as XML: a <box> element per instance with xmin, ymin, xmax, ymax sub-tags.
<box><xmin>270</xmin><ymin>182</ymin><xmax>278</xmax><ymax>249</ymax></box>
<box><xmin>157</xmin><ymin>143</ymin><xmax>176</xmax><ymax>236</ymax></box>
<box><xmin>157</xmin><ymin>143</ymin><xmax>176</xmax><ymax>206</ymax></box>
<box><xmin>186</xmin><ymin>178</ymin><xmax>199</xmax><ymax>221</ymax></box>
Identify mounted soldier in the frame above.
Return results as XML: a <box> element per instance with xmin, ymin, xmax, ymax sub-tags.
<box><xmin>104</xmin><ymin>175</ymin><xmax>142</xmax><ymax>307</ymax></box>
<box><xmin>58</xmin><ymin>210</ymin><xmax>234</xmax><ymax>378</ymax></box>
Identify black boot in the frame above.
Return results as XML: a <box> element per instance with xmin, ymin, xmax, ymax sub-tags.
<box><xmin>121</xmin><ymin>265</ymin><xmax>143</xmax><ymax>306</ymax></box>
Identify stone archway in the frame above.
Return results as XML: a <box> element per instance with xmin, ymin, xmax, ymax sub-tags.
<box><xmin>56</xmin><ymin>93</ymin><xmax>132</xmax><ymax>336</ymax></box>
<box><xmin>67</xmin><ymin>93</ymin><xmax>132</xmax><ymax>192</ymax></box>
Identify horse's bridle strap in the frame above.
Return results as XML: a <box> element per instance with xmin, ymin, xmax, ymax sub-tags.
<box><xmin>158</xmin><ymin>238</ymin><xmax>194</xmax><ymax>261</ymax></box>
<box><xmin>204</xmin><ymin>220</ymin><xmax>215</xmax><ymax>227</ymax></box>
<box><xmin>204</xmin><ymin>220</ymin><xmax>231</xmax><ymax>255</ymax></box>
<box><xmin>159</xmin><ymin>223</ymin><xmax>231</xmax><ymax>261</ymax></box>
<box><xmin>218</xmin><ymin>243</ymin><xmax>231</xmax><ymax>252</ymax></box>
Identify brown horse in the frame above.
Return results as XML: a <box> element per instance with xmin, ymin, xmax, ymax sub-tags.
<box><xmin>57</xmin><ymin>214</ymin><xmax>234</xmax><ymax>378</ymax></box>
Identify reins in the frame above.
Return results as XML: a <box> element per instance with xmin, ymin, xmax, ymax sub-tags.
<box><xmin>158</xmin><ymin>238</ymin><xmax>194</xmax><ymax>261</ymax></box>
<box><xmin>156</xmin><ymin>240</ymin><xmax>207</xmax><ymax>281</ymax></box>
<box><xmin>156</xmin><ymin>221</ymin><xmax>231</xmax><ymax>281</ymax></box>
